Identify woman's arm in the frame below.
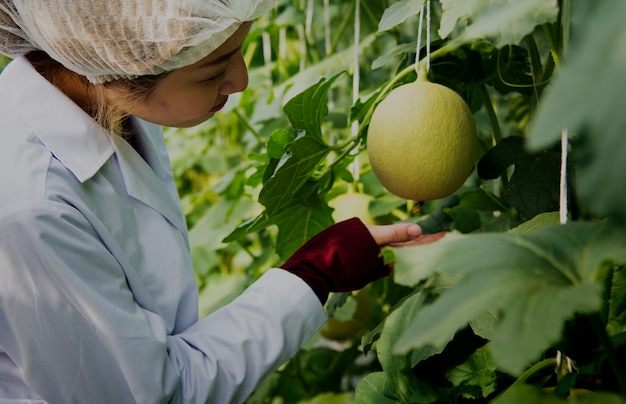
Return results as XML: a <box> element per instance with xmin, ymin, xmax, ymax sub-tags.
<box><xmin>0</xmin><ymin>200</ymin><xmax>325</xmax><ymax>403</ymax></box>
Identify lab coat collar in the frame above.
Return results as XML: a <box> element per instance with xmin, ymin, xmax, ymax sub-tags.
<box><xmin>110</xmin><ymin>120</ymin><xmax>189</xmax><ymax>237</ymax></box>
<box><xmin>6</xmin><ymin>57</ymin><xmax>188</xmax><ymax>236</ymax></box>
<box><xmin>8</xmin><ymin>57</ymin><xmax>114</xmax><ymax>183</ymax></box>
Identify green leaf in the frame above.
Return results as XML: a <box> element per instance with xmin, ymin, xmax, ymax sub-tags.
<box><xmin>224</xmin><ymin>191</ymin><xmax>333</xmax><ymax>261</ymax></box>
<box><xmin>477</xmin><ymin>136</ymin><xmax>561</xmax><ymax>221</ymax></box>
<box><xmin>414</xmin><ymin>195</ymin><xmax>461</xmax><ymax>235</ymax></box>
<box><xmin>258</xmin><ymin>75</ymin><xmax>343</xmax><ymax>218</ymax></box>
<box><xmin>324</xmin><ymin>292</ymin><xmax>353</xmax><ymax>320</ymax></box>
<box><xmin>378</xmin><ymin>0</ymin><xmax>425</xmax><ymax>32</ymax></box>
<box><xmin>392</xmin><ymin>221</ymin><xmax>626</xmax><ymax>374</ymax></box>
<box><xmin>469</xmin><ymin>309</ymin><xmax>497</xmax><ymax>340</ymax></box>
<box><xmin>492</xmin><ymin>384</ymin><xmax>626</xmax><ymax>404</ymax></box>
<box><xmin>443</xmin><ymin>188</ymin><xmax>514</xmax><ymax>233</ymax></box>
<box><xmin>272</xmin><ymin>198</ymin><xmax>333</xmax><ymax>260</ymax></box>
<box><xmin>371</xmin><ymin>42</ymin><xmax>417</xmax><ymax>70</ymax></box>
<box><xmin>527</xmin><ymin>1</ymin><xmax>626</xmax><ymax>222</ymax></box>
<box><xmin>509</xmin><ymin>211</ymin><xmax>560</xmax><ymax>234</ymax></box>
<box><xmin>444</xmin><ymin>188</ymin><xmax>504</xmax><ymax>214</ymax></box>
<box><xmin>222</xmin><ymin>211</ymin><xmax>274</xmax><ymax>243</ymax></box>
<box><xmin>392</xmin><ymin>232</ymin><xmax>464</xmax><ymax>287</ymax></box>
<box><xmin>445</xmin><ymin>346</ymin><xmax>497</xmax><ymax>398</ymax></box>
<box><xmin>267</xmin><ymin>128</ymin><xmax>296</xmax><ymax>160</ymax></box>
<box><xmin>282</xmin><ymin>73</ymin><xmax>344</xmax><ymax>140</ymax></box>
<box><xmin>377</xmin><ymin>291</ymin><xmax>443</xmax><ymax>400</ymax></box>
<box><xmin>258</xmin><ymin>135</ymin><xmax>329</xmax><ymax>217</ymax></box>
<box><xmin>439</xmin><ymin>0</ymin><xmax>490</xmax><ymax>40</ymax></box>
<box><xmin>439</xmin><ymin>0</ymin><xmax>559</xmax><ymax>47</ymax></box>
<box><xmin>355</xmin><ymin>372</ymin><xmax>404</xmax><ymax>404</ymax></box>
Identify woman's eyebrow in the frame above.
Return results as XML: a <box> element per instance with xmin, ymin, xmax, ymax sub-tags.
<box><xmin>197</xmin><ymin>46</ymin><xmax>241</xmax><ymax>69</ymax></box>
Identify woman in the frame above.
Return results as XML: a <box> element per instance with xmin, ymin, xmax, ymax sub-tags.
<box><xmin>0</xmin><ymin>1</ymin><xmax>431</xmax><ymax>403</ymax></box>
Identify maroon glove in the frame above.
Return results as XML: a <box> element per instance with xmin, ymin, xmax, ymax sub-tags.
<box><xmin>280</xmin><ymin>217</ymin><xmax>391</xmax><ymax>304</ymax></box>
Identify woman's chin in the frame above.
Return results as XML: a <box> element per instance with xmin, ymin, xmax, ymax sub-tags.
<box><xmin>166</xmin><ymin>113</ymin><xmax>216</xmax><ymax>128</ymax></box>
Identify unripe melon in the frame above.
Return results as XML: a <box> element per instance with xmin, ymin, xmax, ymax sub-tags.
<box><xmin>366</xmin><ymin>80</ymin><xmax>477</xmax><ymax>201</ymax></box>
<box><xmin>320</xmin><ymin>288</ymin><xmax>371</xmax><ymax>341</ymax></box>
<box><xmin>328</xmin><ymin>192</ymin><xmax>375</xmax><ymax>225</ymax></box>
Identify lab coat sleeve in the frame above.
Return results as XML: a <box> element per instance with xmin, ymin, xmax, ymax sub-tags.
<box><xmin>0</xmin><ymin>200</ymin><xmax>327</xmax><ymax>404</ymax></box>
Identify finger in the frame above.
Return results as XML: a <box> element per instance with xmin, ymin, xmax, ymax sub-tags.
<box><xmin>388</xmin><ymin>231</ymin><xmax>447</xmax><ymax>247</ymax></box>
<box><xmin>366</xmin><ymin>223</ymin><xmax>422</xmax><ymax>246</ymax></box>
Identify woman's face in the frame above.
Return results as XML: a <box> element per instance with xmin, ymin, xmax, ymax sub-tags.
<box><xmin>115</xmin><ymin>22</ymin><xmax>252</xmax><ymax>128</ymax></box>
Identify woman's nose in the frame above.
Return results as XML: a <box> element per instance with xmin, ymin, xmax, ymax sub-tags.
<box><xmin>219</xmin><ymin>53</ymin><xmax>249</xmax><ymax>95</ymax></box>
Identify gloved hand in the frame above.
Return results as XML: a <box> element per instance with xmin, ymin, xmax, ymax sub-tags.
<box><xmin>280</xmin><ymin>217</ymin><xmax>422</xmax><ymax>304</ymax></box>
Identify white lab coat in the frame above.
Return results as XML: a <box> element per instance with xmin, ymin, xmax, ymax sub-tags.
<box><xmin>0</xmin><ymin>57</ymin><xmax>326</xmax><ymax>404</ymax></box>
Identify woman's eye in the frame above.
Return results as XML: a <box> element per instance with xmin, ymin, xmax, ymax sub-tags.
<box><xmin>204</xmin><ymin>72</ymin><xmax>225</xmax><ymax>83</ymax></box>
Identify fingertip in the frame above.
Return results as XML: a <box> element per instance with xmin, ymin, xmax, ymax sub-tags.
<box><xmin>407</xmin><ymin>223</ymin><xmax>422</xmax><ymax>239</ymax></box>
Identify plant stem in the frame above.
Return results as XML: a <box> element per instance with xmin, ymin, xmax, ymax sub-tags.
<box><xmin>524</xmin><ymin>35</ymin><xmax>544</xmax><ymax>80</ymax></box>
<box><xmin>479</xmin><ymin>84</ymin><xmax>502</xmax><ymax>146</ymax></box>
<box><xmin>479</xmin><ymin>83</ymin><xmax>508</xmax><ymax>193</ymax></box>
<box><xmin>509</xmin><ymin>357</ymin><xmax>558</xmax><ymax>389</ymax></box>
<box><xmin>543</xmin><ymin>24</ymin><xmax>562</xmax><ymax>69</ymax></box>
<box><xmin>524</xmin><ymin>34</ymin><xmax>543</xmax><ymax>111</ymax></box>
<box><xmin>234</xmin><ymin>108</ymin><xmax>262</xmax><ymax>143</ymax></box>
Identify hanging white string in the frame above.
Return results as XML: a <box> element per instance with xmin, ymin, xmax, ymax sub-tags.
<box><xmin>559</xmin><ymin>128</ymin><xmax>569</xmax><ymax>225</ymax></box>
<box><xmin>305</xmin><ymin>0</ymin><xmax>314</xmax><ymax>42</ymax></box>
<box><xmin>415</xmin><ymin>0</ymin><xmax>431</xmax><ymax>75</ymax></box>
<box><xmin>556</xmin><ymin>128</ymin><xmax>574</xmax><ymax>374</ymax></box>
<box><xmin>293</xmin><ymin>0</ymin><xmax>312</xmax><ymax>73</ymax></box>
<box><xmin>415</xmin><ymin>2</ymin><xmax>424</xmax><ymax>74</ymax></box>
<box><xmin>262</xmin><ymin>31</ymin><xmax>272</xmax><ymax>86</ymax></box>
<box><xmin>324</xmin><ymin>0</ymin><xmax>331</xmax><ymax>56</ymax></box>
<box><xmin>278</xmin><ymin>28</ymin><xmax>287</xmax><ymax>60</ymax></box>
<box><xmin>426</xmin><ymin>0</ymin><xmax>431</xmax><ymax>71</ymax></box>
<box><xmin>350</xmin><ymin>0</ymin><xmax>361</xmax><ymax>182</ymax></box>
<box><xmin>324</xmin><ymin>0</ymin><xmax>334</xmax><ymax>109</ymax></box>
<box><xmin>297</xmin><ymin>24</ymin><xmax>306</xmax><ymax>71</ymax></box>
<box><xmin>352</xmin><ymin>0</ymin><xmax>360</xmax><ymax>118</ymax></box>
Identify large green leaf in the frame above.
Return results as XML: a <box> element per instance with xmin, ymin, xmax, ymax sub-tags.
<box><xmin>377</xmin><ymin>0</ymin><xmax>425</xmax><ymax>32</ymax></box>
<box><xmin>272</xmin><ymin>198</ymin><xmax>333</xmax><ymax>259</ymax></box>
<box><xmin>355</xmin><ymin>372</ymin><xmax>403</xmax><ymax>404</ymax></box>
<box><xmin>377</xmin><ymin>291</ymin><xmax>442</xmax><ymax>401</ymax></box>
<box><xmin>258</xmin><ymin>75</ymin><xmax>340</xmax><ymax>217</ymax></box>
<box><xmin>391</xmin><ymin>221</ymin><xmax>626</xmax><ymax>374</ymax></box>
<box><xmin>527</xmin><ymin>0</ymin><xmax>626</xmax><ymax>222</ymax></box>
<box><xmin>282</xmin><ymin>73</ymin><xmax>342</xmax><ymax>141</ymax></box>
<box><xmin>492</xmin><ymin>384</ymin><xmax>626</xmax><ymax>404</ymax></box>
<box><xmin>439</xmin><ymin>0</ymin><xmax>559</xmax><ymax>47</ymax></box>
<box><xmin>258</xmin><ymin>134</ymin><xmax>329</xmax><ymax>216</ymax></box>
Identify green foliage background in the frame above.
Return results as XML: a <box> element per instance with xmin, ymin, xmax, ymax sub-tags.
<box><xmin>3</xmin><ymin>0</ymin><xmax>625</xmax><ymax>402</ymax></box>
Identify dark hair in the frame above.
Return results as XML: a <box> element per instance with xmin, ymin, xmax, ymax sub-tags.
<box><xmin>26</xmin><ymin>51</ymin><xmax>164</xmax><ymax>136</ymax></box>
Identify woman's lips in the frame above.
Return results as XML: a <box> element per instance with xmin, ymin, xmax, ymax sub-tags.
<box><xmin>210</xmin><ymin>98</ymin><xmax>228</xmax><ymax>112</ymax></box>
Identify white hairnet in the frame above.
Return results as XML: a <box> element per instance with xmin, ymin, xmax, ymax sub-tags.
<box><xmin>0</xmin><ymin>0</ymin><xmax>274</xmax><ymax>83</ymax></box>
